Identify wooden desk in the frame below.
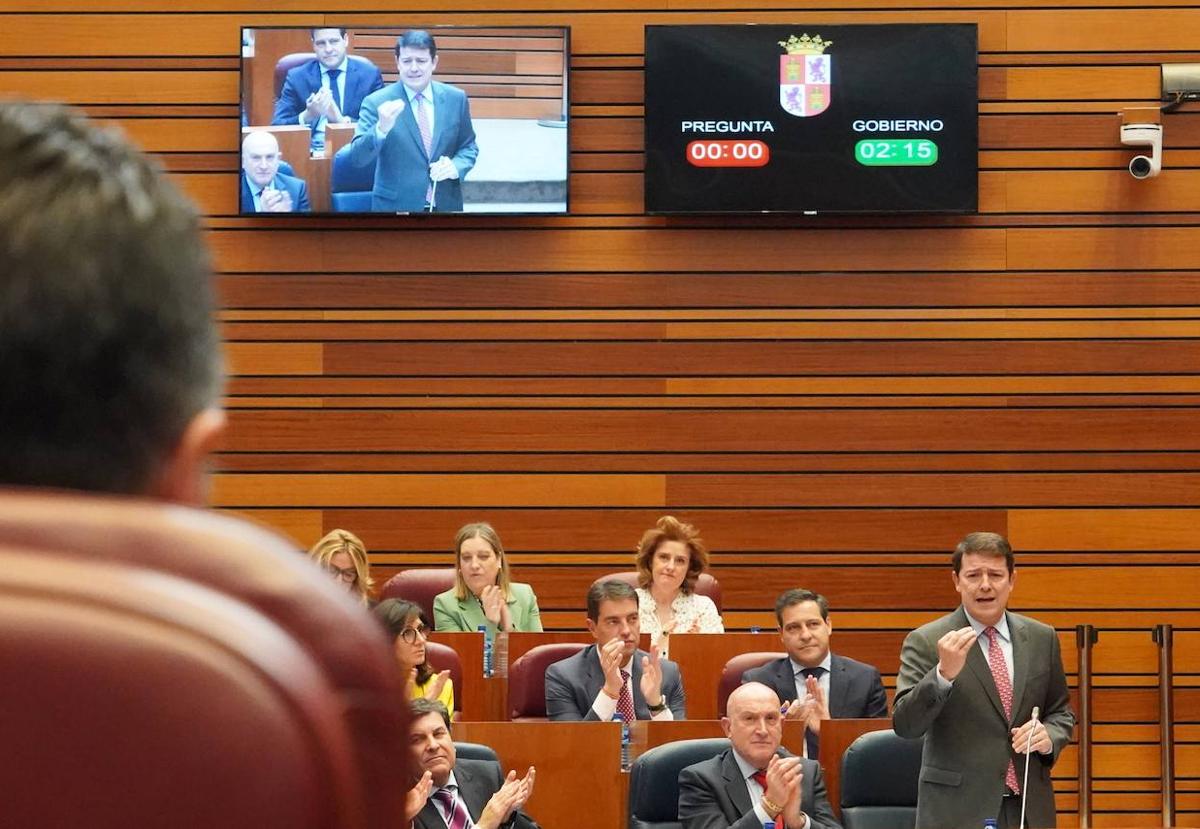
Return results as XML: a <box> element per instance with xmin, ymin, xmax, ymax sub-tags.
<box><xmin>434</xmin><ymin>631</ymin><xmax>506</xmax><ymax>722</ymax></box>
<box><xmin>325</xmin><ymin>120</ymin><xmax>355</xmax><ymax>161</ymax></box>
<box><xmin>454</xmin><ymin>721</ymin><xmax>626</xmax><ymax>829</ymax></box>
<box><xmin>821</xmin><ymin>718</ymin><xmax>894</xmax><ymax>818</ymax></box>
<box><xmin>240</xmin><ymin>124</ymin><xmax>330</xmax><ymax>212</ymax></box>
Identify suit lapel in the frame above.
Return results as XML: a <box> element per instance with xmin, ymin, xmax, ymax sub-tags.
<box><xmin>773</xmin><ymin>658</ymin><xmax>796</xmax><ymax>703</ymax></box>
<box><xmin>720</xmin><ymin>751</ymin><xmax>754</xmax><ymax>818</ymax></box>
<box><xmin>429</xmin><ymin>81</ymin><xmax>446</xmax><ymax>159</ymax></box>
<box><xmin>455</xmin><ymin>762</ymin><xmax>488</xmax><ymax>821</ymax></box>
<box><xmin>399</xmin><ymin>86</ymin><xmax>428</xmax><ymax>160</ymax></box>
<box><xmin>827</xmin><ymin>654</ymin><xmax>848</xmax><ymax>718</ymax></box>
<box><xmin>584</xmin><ymin>645</ymin><xmax>605</xmax><ymax>708</ymax></box>
<box><xmin>1008</xmin><ymin>612</ymin><xmax>1031</xmax><ymax>719</ymax></box>
<box><xmin>959</xmin><ymin>607</ymin><xmax>1008</xmax><ymax>723</ymax></box>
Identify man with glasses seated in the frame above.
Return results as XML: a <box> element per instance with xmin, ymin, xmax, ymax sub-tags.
<box><xmin>376</xmin><ymin>599</ymin><xmax>454</xmax><ymax>711</ymax></box>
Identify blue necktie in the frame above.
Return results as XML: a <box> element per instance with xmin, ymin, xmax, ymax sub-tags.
<box><xmin>326</xmin><ymin>68</ymin><xmax>342</xmax><ymax>115</ymax></box>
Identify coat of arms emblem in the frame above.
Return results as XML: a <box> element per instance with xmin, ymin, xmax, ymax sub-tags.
<box><xmin>779</xmin><ymin>33</ymin><xmax>832</xmax><ymax>117</ymax></box>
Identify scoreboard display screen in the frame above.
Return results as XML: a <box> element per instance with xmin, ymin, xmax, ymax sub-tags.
<box><xmin>644</xmin><ymin>24</ymin><xmax>978</xmax><ymax>214</ymax></box>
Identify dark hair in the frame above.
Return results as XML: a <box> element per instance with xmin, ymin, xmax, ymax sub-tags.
<box><xmin>0</xmin><ymin>101</ymin><xmax>220</xmax><ymax>494</ymax></box>
<box><xmin>410</xmin><ymin>698</ymin><xmax>451</xmax><ymax>730</ymax></box>
<box><xmin>586</xmin><ymin>579</ymin><xmax>638</xmax><ymax>621</ymax></box>
<box><xmin>774</xmin><ymin>588</ymin><xmax>829</xmax><ymax>626</ymax></box>
<box><xmin>311</xmin><ymin>27</ymin><xmax>348</xmax><ymax>39</ymax></box>
<box><xmin>634</xmin><ymin>515</ymin><xmax>709</xmax><ymax>594</ymax></box>
<box><xmin>952</xmin><ymin>532</ymin><xmax>1014</xmax><ymax>574</ymax></box>
<box><xmin>395</xmin><ymin>29</ymin><xmax>437</xmax><ymax>59</ymax></box>
<box><xmin>373</xmin><ymin>599</ymin><xmax>435</xmax><ymax>684</ymax></box>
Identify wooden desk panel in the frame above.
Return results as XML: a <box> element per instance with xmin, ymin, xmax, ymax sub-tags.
<box><xmin>454</xmin><ymin>721</ymin><xmax>625</xmax><ymax>829</ymax></box>
<box><xmin>435</xmin><ymin>631</ymin><xmax>506</xmax><ymax>722</ymax></box>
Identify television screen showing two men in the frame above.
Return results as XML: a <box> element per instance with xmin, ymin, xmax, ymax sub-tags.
<box><xmin>239</xmin><ymin>26</ymin><xmax>570</xmax><ymax>215</ymax></box>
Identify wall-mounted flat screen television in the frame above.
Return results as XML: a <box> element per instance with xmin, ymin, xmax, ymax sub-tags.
<box><xmin>644</xmin><ymin>24</ymin><xmax>978</xmax><ymax>214</ymax></box>
<box><xmin>239</xmin><ymin>25</ymin><xmax>569</xmax><ymax>215</ymax></box>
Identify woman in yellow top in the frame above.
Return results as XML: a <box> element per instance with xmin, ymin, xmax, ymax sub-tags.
<box><xmin>373</xmin><ymin>598</ymin><xmax>454</xmax><ymax>712</ymax></box>
<box><xmin>308</xmin><ymin>528</ymin><xmax>374</xmax><ymax>606</ymax></box>
<box><xmin>433</xmin><ymin>522</ymin><xmax>543</xmax><ymax>637</ymax></box>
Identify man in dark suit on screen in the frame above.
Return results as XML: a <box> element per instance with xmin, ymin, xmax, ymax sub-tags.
<box><xmin>893</xmin><ymin>532</ymin><xmax>1075</xmax><ymax>828</ymax></box>
<box><xmin>240</xmin><ymin>130</ymin><xmax>309</xmax><ymax>213</ymax></box>
<box><xmin>545</xmin><ymin>579</ymin><xmax>686</xmax><ymax>721</ymax></box>
<box><xmin>271</xmin><ymin>27</ymin><xmax>384</xmax><ymax>151</ymax></box>
<box><xmin>742</xmin><ymin>588</ymin><xmax>888</xmax><ymax>760</ymax></box>
<box><xmin>349</xmin><ymin>29</ymin><xmax>478</xmax><ymax>213</ymax></box>
<box><xmin>406</xmin><ymin>699</ymin><xmax>539</xmax><ymax>829</ymax></box>
<box><xmin>678</xmin><ymin>682</ymin><xmax>841</xmax><ymax>829</ymax></box>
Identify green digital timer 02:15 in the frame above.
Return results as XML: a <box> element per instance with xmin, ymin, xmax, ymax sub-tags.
<box><xmin>854</xmin><ymin>139</ymin><xmax>939</xmax><ymax>166</ymax></box>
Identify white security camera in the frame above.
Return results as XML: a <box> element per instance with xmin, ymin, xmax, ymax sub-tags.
<box><xmin>1120</xmin><ymin>123</ymin><xmax>1162</xmax><ymax>179</ymax></box>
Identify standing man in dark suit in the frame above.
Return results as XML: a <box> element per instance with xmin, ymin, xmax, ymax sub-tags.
<box><xmin>349</xmin><ymin>29</ymin><xmax>478</xmax><ymax>212</ymax></box>
<box><xmin>678</xmin><ymin>682</ymin><xmax>842</xmax><ymax>829</ymax></box>
<box><xmin>271</xmin><ymin>27</ymin><xmax>384</xmax><ymax>151</ymax></box>
<box><xmin>545</xmin><ymin>579</ymin><xmax>686</xmax><ymax>721</ymax></box>
<box><xmin>240</xmin><ymin>131</ymin><xmax>310</xmax><ymax>213</ymax></box>
<box><xmin>893</xmin><ymin>532</ymin><xmax>1075</xmax><ymax>829</ymax></box>
<box><xmin>742</xmin><ymin>588</ymin><xmax>888</xmax><ymax>760</ymax></box>
<box><xmin>405</xmin><ymin>699</ymin><xmax>539</xmax><ymax>829</ymax></box>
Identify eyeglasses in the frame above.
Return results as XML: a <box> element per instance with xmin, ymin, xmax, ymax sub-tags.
<box><xmin>325</xmin><ymin>564</ymin><xmax>358</xmax><ymax>583</ymax></box>
<box><xmin>400</xmin><ymin>624</ymin><xmax>430</xmax><ymax>644</ymax></box>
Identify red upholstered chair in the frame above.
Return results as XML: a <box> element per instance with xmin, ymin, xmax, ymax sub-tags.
<box><xmin>592</xmin><ymin>570</ymin><xmax>724</xmax><ymax>612</ymax></box>
<box><xmin>507</xmin><ymin>642</ymin><xmax>588</xmax><ymax>721</ymax></box>
<box><xmin>718</xmin><ymin>651</ymin><xmax>787</xmax><ymax>716</ymax></box>
<box><xmin>380</xmin><ymin>568</ymin><xmax>457</xmax><ymax>625</ymax></box>
<box><xmin>0</xmin><ymin>488</ymin><xmax>409</xmax><ymax>829</ymax></box>
<box><xmin>425</xmin><ymin>640</ymin><xmax>464</xmax><ymax>716</ymax></box>
<box><xmin>274</xmin><ymin>52</ymin><xmax>317</xmax><ymax>99</ymax></box>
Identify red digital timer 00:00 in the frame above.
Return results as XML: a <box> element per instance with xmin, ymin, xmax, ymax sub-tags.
<box><xmin>686</xmin><ymin>140</ymin><xmax>770</xmax><ymax>168</ymax></box>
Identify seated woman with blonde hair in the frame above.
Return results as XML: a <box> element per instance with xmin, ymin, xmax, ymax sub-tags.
<box><xmin>635</xmin><ymin>515</ymin><xmax>724</xmax><ymax>657</ymax></box>
<box><xmin>434</xmin><ymin>522</ymin><xmax>542</xmax><ymax>636</ymax></box>
<box><xmin>373</xmin><ymin>598</ymin><xmax>453</xmax><ymax>711</ymax></box>
<box><xmin>308</xmin><ymin>528</ymin><xmax>373</xmax><ymax>606</ymax></box>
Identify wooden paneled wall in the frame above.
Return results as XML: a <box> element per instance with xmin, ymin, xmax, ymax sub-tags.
<box><xmin>3</xmin><ymin>1</ymin><xmax>1197</xmax><ymax>825</ymax></box>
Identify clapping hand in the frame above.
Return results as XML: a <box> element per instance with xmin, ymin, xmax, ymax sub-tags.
<box><xmin>478</xmin><ymin>767</ymin><xmax>536</xmax><ymax>829</ymax></box>
<box><xmin>260</xmin><ymin>186</ymin><xmax>294</xmax><ymax>213</ymax></box>
<box><xmin>404</xmin><ymin>770</ymin><xmax>433</xmax><ymax>822</ymax></box>
<box><xmin>479</xmin><ymin>584</ymin><xmax>507</xmax><ymax>629</ymax></box>
<box><xmin>640</xmin><ymin>644</ymin><xmax>665</xmax><ymax>709</ymax></box>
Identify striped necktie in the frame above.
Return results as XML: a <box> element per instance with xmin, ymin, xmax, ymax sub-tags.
<box><xmin>431</xmin><ymin>785</ymin><xmax>473</xmax><ymax>829</ymax></box>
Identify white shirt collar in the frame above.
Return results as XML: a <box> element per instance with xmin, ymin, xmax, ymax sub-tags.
<box><xmin>789</xmin><ymin>650</ymin><xmax>832</xmax><ymax>676</ymax></box>
<box><xmin>964</xmin><ymin>608</ymin><xmax>1010</xmax><ymax>642</ymax></box>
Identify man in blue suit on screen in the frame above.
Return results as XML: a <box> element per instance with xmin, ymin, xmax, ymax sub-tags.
<box><xmin>240</xmin><ymin>131</ymin><xmax>310</xmax><ymax>213</ymax></box>
<box><xmin>271</xmin><ymin>27</ymin><xmax>384</xmax><ymax>151</ymax></box>
<box><xmin>349</xmin><ymin>29</ymin><xmax>478</xmax><ymax>213</ymax></box>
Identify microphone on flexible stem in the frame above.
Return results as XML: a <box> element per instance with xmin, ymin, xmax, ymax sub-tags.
<box><xmin>427</xmin><ymin>179</ymin><xmax>438</xmax><ymax>213</ymax></box>
<box><xmin>1018</xmin><ymin>706</ymin><xmax>1040</xmax><ymax>829</ymax></box>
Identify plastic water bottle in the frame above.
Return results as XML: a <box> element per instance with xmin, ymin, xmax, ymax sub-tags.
<box><xmin>983</xmin><ymin>820</ymin><xmax>998</xmax><ymax>829</ymax></box>
<box><xmin>749</xmin><ymin>626</ymin><xmax>762</xmax><ymax>634</ymax></box>
<box><xmin>614</xmin><ymin>714</ymin><xmax>631</xmax><ymax>771</ymax></box>
<box><xmin>479</xmin><ymin>625</ymin><xmax>494</xmax><ymax>678</ymax></box>
<box><xmin>494</xmin><ymin>630</ymin><xmax>509</xmax><ymax>678</ymax></box>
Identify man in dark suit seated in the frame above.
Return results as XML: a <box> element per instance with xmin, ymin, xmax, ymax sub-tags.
<box><xmin>405</xmin><ymin>699</ymin><xmax>539</xmax><ymax>829</ymax></box>
<box><xmin>349</xmin><ymin>29</ymin><xmax>478</xmax><ymax>213</ymax></box>
<box><xmin>240</xmin><ymin>131</ymin><xmax>310</xmax><ymax>213</ymax></box>
<box><xmin>545</xmin><ymin>579</ymin><xmax>686</xmax><ymax>721</ymax></box>
<box><xmin>678</xmin><ymin>682</ymin><xmax>842</xmax><ymax>829</ymax></box>
<box><xmin>742</xmin><ymin>588</ymin><xmax>888</xmax><ymax>760</ymax></box>
<box><xmin>271</xmin><ymin>27</ymin><xmax>384</xmax><ymax>151</ymax></box>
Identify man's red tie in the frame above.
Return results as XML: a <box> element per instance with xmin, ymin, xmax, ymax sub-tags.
<box><xmin>616</xmin><ymin>669</ymin><xmax>636</xmax><ymax>722</ymax></box>
<box><xmin>985</xmin><ymin>625</ymin><xmax>1021</xmax><ymax>794</ymax></box>
<box><xmin>752</xmin><ymin>770</ymin><xmax>769</xmax><ymax>791</ymax></box>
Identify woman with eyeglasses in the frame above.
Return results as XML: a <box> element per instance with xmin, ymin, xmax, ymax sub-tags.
<box><xmin>433</xmin><ymin>522</ymin><xmax>543</xmax><ymax>637</ymax></box>
<box><xmin>373</xmin><ymin>598</ymin><xmax>453</xmax><ymax>710</ymax></box>
<box><xmin>308</xmin><ymin>528</ymin><xmax>374</xmax><ymax>606</ymax></box>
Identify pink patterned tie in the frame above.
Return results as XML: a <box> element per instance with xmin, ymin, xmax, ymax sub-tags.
<box><xmin>985</xmin><ymin>626</ymin><xmax>1021</xmax><ymax>794</ymax></box>
<box><xmin>432</xmin><ymin>786</ymin><xmax>473</xmax><ymax>829</ymax></box>
<box><xmin>617</xmin><ymin>669</ymin><xmax>637</xmax><ymax>722</ymax></box>
<box><xmin>414</xmin><ymin>92</ymin><xmax>434</xmax><ymax>203</ymax></box>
